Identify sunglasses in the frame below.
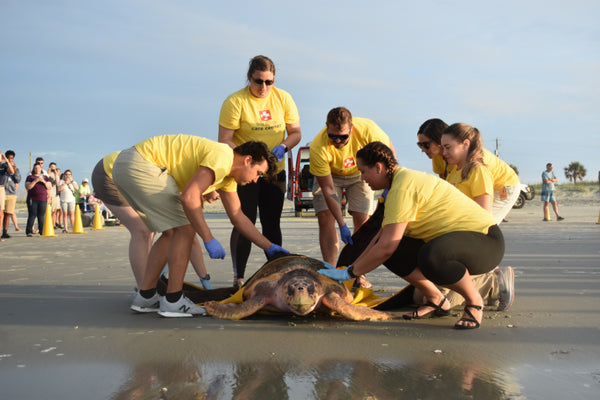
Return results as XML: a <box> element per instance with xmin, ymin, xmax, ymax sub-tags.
<box><xmin>253</xmin><ymin>78</ymin><xmax>274</xmax><ymax>86</ymax></box>
<box><xmin>328</xmin><ymin>134</ymin><xmax>350</xmax><ymax>141</ymax></box>
<box><xmin>416</xmin><ymin>141</ymin><xmax>431</xmax><ymax>150</ymax></box>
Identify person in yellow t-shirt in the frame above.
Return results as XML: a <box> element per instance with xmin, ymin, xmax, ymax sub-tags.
<box><xmin>318</xmin><ymin>142</ymin><xmax>504</xmax><ymax>329</ymax></box>
<box><xmin>309</xmin><ymin>107</ymin><xmax>395</xmax><ymax>287</ymax></box>
<box><xmin>92</xmin><ymin>151</ymin><xmax>217</xmax><ymax>290</ymax></box>
<box><xmin>218</xmin><ymin>55</ymin><xmax>301</xmax><ymax>288</ymax></box>
<box><xmin>112</xmin><ymin>135</ymin><xmax>287</xmax><ymax>317</ymax></box>
<box><xmin>442</xmin><ymin>123</ymin><xmax>521</xmax><ymax>223</ymax></box>
<box><xmin>416</xmin><ymin>118</ymin><xmax>452</xmax><ymax>179</ymax></box>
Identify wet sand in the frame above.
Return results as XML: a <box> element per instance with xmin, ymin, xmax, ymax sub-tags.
<box><xmin>1</xmin><ymin>199</ymin><xmax>599</xmax><ymax>399</ymax></box>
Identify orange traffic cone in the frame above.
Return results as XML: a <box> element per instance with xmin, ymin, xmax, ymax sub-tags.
<box><xmin>41</xmin><ymin>204</ymin><xmax>57</xmax><ymax>237</ymax></box>
<box><xmin>92</xmin><ymin>204</ymin><xmax>104</xmax><ymax>230</ymax></box>
<box><xmin>72</xmin><ymin>205</ymin><xmax>86</xmax><ymax>234</ymax></box>
<box><xmin>597</xmin><ymin>208</ymin><xmax>600</xmax><ymax>224</ymax></box>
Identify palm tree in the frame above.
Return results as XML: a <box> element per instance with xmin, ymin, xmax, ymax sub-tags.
<box><xmin>564</xmin><ymin>161</ymin><xmax>587</xmax><ymax>182</ymax></box>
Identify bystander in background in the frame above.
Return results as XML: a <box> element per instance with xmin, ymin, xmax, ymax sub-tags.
<box><xmin>541</xmin><ymin>163</ymin><xmax>564</xmax><ymax>221</ymax></box>
<box><xmin>2</xmin><ymin>150</ymin><xmax>21</xmax><ymax>238</ymax></box>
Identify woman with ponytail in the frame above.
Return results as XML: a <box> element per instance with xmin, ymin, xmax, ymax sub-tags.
<box><xmin>442</xmin><ymin>123</ymin><xmax>521</xmax><ymax>223</ymax></box>
<box><xmin>318</xmin><ymin>141</ymin><xmax>505</xmax><ymax>329</ymax></box>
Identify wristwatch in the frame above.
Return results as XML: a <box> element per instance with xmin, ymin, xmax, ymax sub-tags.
<box><xmin>347</xmin><ymin>265</ymin><xmax>357</xmax><ymax>279</ymax></box>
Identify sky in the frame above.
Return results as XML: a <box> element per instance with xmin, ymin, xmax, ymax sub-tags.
<box><xmin>1</xmin><ymin>0</ymin><xmax>599</xmax><ymax>193</ymax></box>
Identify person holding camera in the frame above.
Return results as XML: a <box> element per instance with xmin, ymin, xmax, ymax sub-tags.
<box><xmin>47</xmin><ymin>162</ymin><xmax>63</xmax><ymax>229</ymax></box>
<box><xmin>58</xmin><ymin>170</ymin><xmax>79</xmax><ymax>233</ymax></box>
<box><xmin>25</xmin><ymin>163</ymin><xmax>52</xmax><ymax>236</ymax></box>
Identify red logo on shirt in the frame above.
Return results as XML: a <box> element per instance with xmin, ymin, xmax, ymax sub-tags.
<box><xmin>343</xmin><ymin>157</ymin><xmax>355</xmax><ymax>169</ymax></box>
<box><xmin>259</xmin><ymin>110</ymin><xmax>272</xmax><ymax>121</ymax></box>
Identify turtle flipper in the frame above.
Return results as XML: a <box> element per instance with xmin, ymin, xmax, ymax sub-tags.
<box><xmin>205</xmin><ymin>297</ymin><xmax>267</xmax><ymax>320</ymax></box>
<box><xmin>321</xmin><ymin>293</ymin><xmax>396</xmax><ymax>321</ymax></box>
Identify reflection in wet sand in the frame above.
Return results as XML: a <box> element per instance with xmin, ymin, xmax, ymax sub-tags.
<box><xmin>110</xmin><ymin>358</ymin><xmax>520</xmax><ymax>399</ymax></box>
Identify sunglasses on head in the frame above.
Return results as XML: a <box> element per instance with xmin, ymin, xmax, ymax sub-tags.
<box><xmin>417</xmin><ymin>141</ymin><xmax>431</xmax><ymax>150</ymax></box>
<box><xmin>253</xmin><ymin>78</ymin><xmax>274</xmax><ymax>86</ymax></box>
<box><xmin>328</xmin><ymin>134</ymin><xmax>350</xmax><ymax>141</ymax></box>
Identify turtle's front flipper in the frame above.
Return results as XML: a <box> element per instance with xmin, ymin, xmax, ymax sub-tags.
<box><xmin>205</xmin><ymin>297</ymin><xmax>267</xmax><ymax>320</ymax></box>
<box><xmin>322</xmin><ymin>293</ymin><xmax>396</xmax><ymax>321</ymax></box>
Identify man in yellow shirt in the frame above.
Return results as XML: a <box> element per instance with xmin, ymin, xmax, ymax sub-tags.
<box><xmin>112</xmin><ymin>135</ymin><xmax>287</xmax><ymax>317</ymax></box>
<box><xmin>309</xmin><ymin>107</ymin><xmax>395</xmax><ymax>282</ymax></box>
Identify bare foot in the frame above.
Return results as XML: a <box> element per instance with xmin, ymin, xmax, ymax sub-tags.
<box><xmin>354</xmin><ymin>275</ymin><xmax>372</xmax><ymax>288</ymax></box>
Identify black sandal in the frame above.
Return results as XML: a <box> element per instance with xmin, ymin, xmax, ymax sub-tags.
<box><xmin>454</xmin><ymin>305</ymin><xmax>483</xmax><ymax>330</ymax></box>
<box><xmin>403</xmin><ymin>297</ymin><xmax>450</xmax><ymax>320</ymax></box>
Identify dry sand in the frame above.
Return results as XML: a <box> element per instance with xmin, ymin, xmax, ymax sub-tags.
<box><xmin>1</xmin><ymin>195</ymin><xmax>599</xmax><ymax>399</ymax></box>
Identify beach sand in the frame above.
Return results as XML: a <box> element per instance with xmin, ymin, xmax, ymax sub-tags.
<box><xmin>1</xmin><ymin>196</ymin><xmax>599</xmax><ymax>399</ymax></box>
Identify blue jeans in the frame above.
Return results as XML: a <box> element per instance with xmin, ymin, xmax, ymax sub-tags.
<box><xmin>26</xmin><ymin>198</ymin><xmax>47</xmax><ymax>235</ymax></box>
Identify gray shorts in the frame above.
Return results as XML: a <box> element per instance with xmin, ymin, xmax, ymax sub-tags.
<box><xmin>112</xmin><ymin>147</ymin><xmax>189</xmax><ymax>232</ymax></box>
<box><xmin>91</xmin><ymin>158</ymin><xmax>129</xmax><ymax>207</ymax></box>
<box><xmin>312</xmin><ymin>173</ymin><xmax>373</xmax><ymax>215</ymax></box>
<box><xmin>61</xmin><ymin>201</ymin><xmax>76</xmax><ymax>212</ymax></box>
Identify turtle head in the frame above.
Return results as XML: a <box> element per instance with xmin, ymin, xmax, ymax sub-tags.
<box><xmin>283</xmin><ymin>277</ymin><xmax>320</xmax><ymax>315</ymax></box>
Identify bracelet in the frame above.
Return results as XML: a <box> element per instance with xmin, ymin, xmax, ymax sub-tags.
<box><xmin>281</xmin><ymin>143</ymin><xmax>288</xmax><ymax>152</ymax></box>
<box><xmin>346</xmin><ymin>265</ymin><xmax>356</xmax><ymax>279</ymax></box>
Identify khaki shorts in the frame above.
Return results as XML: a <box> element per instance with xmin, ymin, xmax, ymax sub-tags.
<box><xmin>52</xmin><ymin>195</ymin><xmax>61</xmax><ymax>210</ymax></box>
<box><xmin>312</xmin><ymin>173</ymin><xmax>373</xmax><ymax>215</ymax></box>
<box><xmin>112</xmin><ymin>147</ymin><xmax>189</xmax><ymax>232</ymax></box>
<box><xmin>4</xmin><ymin>194</ymin><xmax>16</xmax><ymax>214</ymax></box>
<box><xmin>0</xmin><ymin>186</ymin><xmax>4</xmax><ymax>211</ymax></box>
<box><xmin>492</xmin><ymin>183</ymin><xmax>521</xmax><ymax>224</ymax></box>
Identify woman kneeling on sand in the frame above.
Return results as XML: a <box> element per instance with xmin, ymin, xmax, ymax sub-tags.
<box><xmin>318</xmin><ymin>141</ymin><xmax>505</xmax><ymax>329</ymax></box>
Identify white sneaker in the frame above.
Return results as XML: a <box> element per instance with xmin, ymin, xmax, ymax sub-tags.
<box><xmin>131</xmin><ymin>292</ymin><xmax>160</xmax><ymax>313</ymax></box>
<box><xmin>158</xmin><ymin>295</ymin><xmax>207</xmax><ymax>317</ymax></box>
<box><xmin>496</xmin><ymin>266</ymin><xmax>515</xmax><ymax>311</ymax></box>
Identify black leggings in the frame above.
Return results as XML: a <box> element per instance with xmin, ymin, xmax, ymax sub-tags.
<box><xmin>231</xmin><ymin>170</ymin><xmax>286</xmax><ymax>279</ymax></box>
<box><xmin>384</xmin><ymin>225</ymin><xmax>505</xmax><ymax>285</ymax></box>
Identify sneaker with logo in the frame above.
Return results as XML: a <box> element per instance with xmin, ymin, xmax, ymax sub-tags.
<box><xmin>130</xmin><ymin>291</ymin><xmax>161</xmax><ymax>313</ymax></box>
<box><xmin>496</xmin><ymin>266</ymin><xmax>515</xmax><ymax>311</ymax></box>
<box><xmin>158</xmin><ymin>294</ymin><xmax>207</xmax><ymax>317</ymax></box>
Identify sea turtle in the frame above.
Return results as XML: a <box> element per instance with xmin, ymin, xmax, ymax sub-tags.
<box><xmin>204</xmin><ymin>254</ymin><xmax>395</xmax><ymax>321</ymax></box>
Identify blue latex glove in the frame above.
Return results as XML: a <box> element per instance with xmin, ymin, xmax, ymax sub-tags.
<box><xmin>317</xmin><ymin>267</ymin><xmax>351</xmax><ymax>282</ymax></box>
<box><xmin>322</xmin><ymin>261</ymin><xmax>336</xmax><ymax>270</ymax></box>
<box><xmin>199</xmin><ymin>274</ymin><xmax>213</xmax><ymax>290</ymax></box>
<box><xmin>204</xmin><ymin>238</ymin><xmax>226</xmax><ymax>259</ymax></box>
<box><xmin>381</xmin><ymin>189</ymin><xmax>389</xmax><ymax>200</ymax></box>
<box><xmin>272</xmin><ymin>144</ymin><xmax>286</xmax><ymax>162</ymax></box>
<box><xmin>266</xmin><ymin>243</ymin><xmax>289</xmax><ymax>258</ymax></box>
<box><xmin>339</xmin><ymin>224</ymin><xmax>354</xmax><ymax>245</ymax></box>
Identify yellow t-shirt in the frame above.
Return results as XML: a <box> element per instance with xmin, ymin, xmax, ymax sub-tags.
<box><xmin>102</xmin><ymin>151</ymin><xmax>120</xmax><ymax>179</ymax></box>
<box><xmin>446</xmin><ymin>164</ymin><xmax>494</xmax><ymax>200</ymax></box>
<box><xmin>383</xmin><ymin>167</ymin><xmax>496</xmax><ymax>242</ymax></box>
<box><xmin>483</xmin><ymin>149</ymin><xmax>520</xmax><ymax>189</ymax></box>
<box><xmin>219</xmin><ymin>86</ymin><xmax>300</xmax><ymax>173</ymax></box>
<box><xmin>432</xmin><ymin>154</ymin><xmax>451</xmax><ymax>176</ymax></box>
<box><xmin>309</xmin><ymin>117</ymin><xmax>391</xmax><ymax>177</ymax></box>
<box><xmin>134</xmin><ymin>135</ymin><xmax>237</xmax><ymax>194</ymax></box>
